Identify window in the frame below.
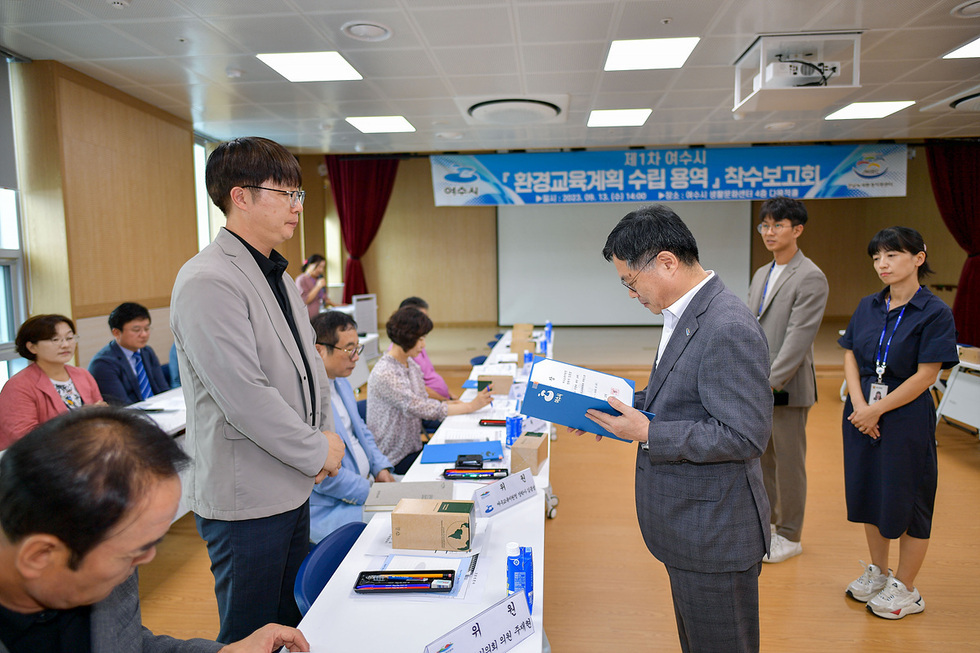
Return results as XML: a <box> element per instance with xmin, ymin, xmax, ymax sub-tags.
<box><xmin>0</xmin><ymin>187</ymin><xmax>26</xmax><ymax>390</ymax></box>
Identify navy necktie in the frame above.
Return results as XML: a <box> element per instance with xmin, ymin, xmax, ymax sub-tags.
<box><xmin>133</xmin><ymin>350</ymin><xmax>153</xmax><ymax>400</ymax></box>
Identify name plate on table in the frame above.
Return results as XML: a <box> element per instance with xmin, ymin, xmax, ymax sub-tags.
<box><xmin>472</xmin><ymin>470</ymin><xmax>537</xmax><ymax>517</ymax></box>
<box><xmin>424</xmin><ymin>591</ymin><xmax>534</xmax><ymax>653</ymax></box>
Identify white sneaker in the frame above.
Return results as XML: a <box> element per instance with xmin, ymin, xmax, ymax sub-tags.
<box><xmin>846</xmin><ymin>562</ymin><xmax>888</xmax><ymax>602</ymax></box>
<box><xmin>763</xmin><ymin>533</ymin><xmax>803</xmax><ymax>563</ymax></box>
<box><xmin>867</xmin><ymin>577</ymin><xmax>925</xmax><ymax>619</ymax></box>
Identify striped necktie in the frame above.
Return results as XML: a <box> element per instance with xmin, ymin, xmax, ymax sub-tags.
<box><xmin>132</xmin><ymin>350</ymin><xmax>153</xmax><ymax>400</ymax></box>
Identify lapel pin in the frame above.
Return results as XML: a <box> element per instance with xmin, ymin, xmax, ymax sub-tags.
<box><xmin>685</xmin><ymin>328</ymin><xmax>690</xmax><ymax>336</ymax></box>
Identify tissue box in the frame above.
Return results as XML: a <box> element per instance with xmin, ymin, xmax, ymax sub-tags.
<box><xmin>391</xmin><ymin>499</ymin><xmax>475</xmax><ymax>552</ymax></box>
<box><xmin>511</xmin><ymin>431</ymin><xmax>549</xmax><ymax>475</ymax></box>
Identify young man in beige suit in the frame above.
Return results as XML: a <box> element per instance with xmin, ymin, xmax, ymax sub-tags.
<box><xmin>748</xmin><ymin>197</ymin><xmax>829</xmax><ymax>563</ymax></box>
<box><xmin>171</xmin><ymin>138</ymin><xmax>345</xmax><ymax>642</ymax></box>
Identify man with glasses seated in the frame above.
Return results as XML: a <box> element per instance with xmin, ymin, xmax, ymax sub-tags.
<box><xmin>88</xmin><ymin>302</ymin><xmax>170</xmax><ymax>405</ymax></box>
<box><xmin>308</xmin><ymin>311</ymin><xmax>395</xmax><ymax>543</ymax></box>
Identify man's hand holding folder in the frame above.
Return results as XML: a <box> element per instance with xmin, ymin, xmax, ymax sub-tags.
<box><xmin>576</xmin><ymin>395</ymin><xmax>652</xmax><ymax>443</ymax></box>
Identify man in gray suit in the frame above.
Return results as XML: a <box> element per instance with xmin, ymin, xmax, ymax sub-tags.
<box><xmin>0</xmin><ymin>407</ymin><xmax>310</xmax><ymax>653</ymax></box>
<box><xmin>748</xmin><ymin>197</ymin><xmax>828</xmax><ymax>564</ymax></box>
<box><xmin>171</xmin><ymin>137</ymin><xmax>345</xmax><ymax>643</ymax></box>
<box><xmin>586</xmin><ymin>205</ymin><xmax>772</xmax><ymax>653</ymax></box>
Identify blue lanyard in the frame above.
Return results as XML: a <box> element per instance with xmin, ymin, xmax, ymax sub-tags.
<box><xmin>874</xmin><ymin>287</ymin><xmax>919</xmax><ymax>382</ymax></box>
<box><xmin>757</xmin><ymin>262</ymin><xmax>775</xmax><ymax>316</ymax></box>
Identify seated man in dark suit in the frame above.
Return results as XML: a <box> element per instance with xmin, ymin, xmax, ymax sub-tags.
<box><xmin>89</xmin><ymin>302</ymin><xmax>169</xmax><ymax>404</ymax></box>
<box><xmin>0</xmin><ymin>406</ymin><xmax>310</xmax><ymax>653</ymax></box>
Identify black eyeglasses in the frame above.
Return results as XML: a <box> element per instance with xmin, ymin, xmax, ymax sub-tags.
<box><xmin>622</xmin><ymin>254</ymin><xmax>658</xmax><ymax>294</ymax></box>
<box><xmin>318</xmin><ymin>342</ymin><xmax>364</xmax><ymax>360</ymax></box>
<box><xmin>243</xmin><ymin>185</ymin><xmax>306</xmax><ymax>207</ymax></box>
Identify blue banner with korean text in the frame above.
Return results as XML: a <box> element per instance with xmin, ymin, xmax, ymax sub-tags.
<box><xmin>430</xmin><ymin>144</ymin><xmax>907</xmax><ymax>206</ymax></box>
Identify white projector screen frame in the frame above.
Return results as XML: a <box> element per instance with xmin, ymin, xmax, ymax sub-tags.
<box><xmin>497</xmin><ymin>201</ymin><xmax>752</xmax><ymax>326</ymax></box>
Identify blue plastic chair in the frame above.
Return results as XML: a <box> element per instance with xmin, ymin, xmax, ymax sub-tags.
<box><xmin>294</xmin><ymin>521</ymin><xmax>366</xmax><ymax>616</ymax></box>
<box><xmin>470</xmin><ymin>355</ymin><xmax>487</xmax><ymax>366</ymax></box>
<box><xmin>356</xmin><ymin>398</ymin><xmax>367</xmax><ymax>422</ymax></box>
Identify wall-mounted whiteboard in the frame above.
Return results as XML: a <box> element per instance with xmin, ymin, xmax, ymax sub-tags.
<box><xmin>497</xmin><ymin>201</ymin><xmax>752</xmax><ymax>326</ymax></box>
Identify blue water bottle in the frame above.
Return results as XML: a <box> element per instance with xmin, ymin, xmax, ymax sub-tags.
<box><xmin>506</xmin><ymin>541</ymin><xmax>525</xmax><ymax>601</ymax></box>
<box><xmin>505</xmin><ymin>414</ymin><xmax>523</xmax><ymax>448</ymax></box>
<box><xmin>523</xmin><ymin>350</ymin><xmax>533</xmax><ymax>376</ymax></box>
<box><xmin>521</xmin><ymin>546</ymin><xmax>534</xmax><ymax>612</ymax></box>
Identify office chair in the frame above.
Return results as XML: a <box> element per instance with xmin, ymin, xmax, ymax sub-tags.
<box><xmin>470</xmin><ymin>355</ymin><xmax>487</xmax><ymax>366</ymax></box>
<box><xmin>293</xmin><ymin>521</ymin><xmax>367</xmax><ymax>616</ymax></box>
<box><xmin>356</xmin><ymin>399</ymin><xmax>367</xmax><ymax>422</ymax></box>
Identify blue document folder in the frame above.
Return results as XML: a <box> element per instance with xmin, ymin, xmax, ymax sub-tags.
<box><xmin>520</xmin><ymin>357</ymin><xmax>653</xmax><ymax>443</ymax></box>
<box><xmin>419</xmin><ymin>440</ymin><xmax>504</xmax><ymax>464</ymax></box>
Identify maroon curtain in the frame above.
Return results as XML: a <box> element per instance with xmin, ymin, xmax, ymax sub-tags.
<box><xmin>925</xmin><ymin>139</ymin><xmax>980</xmax><ymax>346</ymax></box>
<box><xmin>324</xmin><ymin>155</ymin><xmax>399</xmax><ymax>304</ymax></box>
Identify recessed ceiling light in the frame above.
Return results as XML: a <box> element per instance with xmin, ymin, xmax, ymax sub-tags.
<box><xmin>944</xmin><ymin>35</ymin><xmax>980</xmax><ymax>58</ymax></box>
<box><xmin>951</xmin><ymin>0</ymin><xmax>980</xmax><ymax>18</ymax></box>
<box><xmin>825</xmin><ymin>101</ymin><xmax>915</xmax><ymax>120</ymax></box>
<box><xmin>341</xmin><ymin>21</ymin><xmax>392</xmax><ymax>42</ymax></box>
<box><xmin>256</xmin><ymin>51</ymin><xmax>362</xmax><ymax>82</ymax></box>
<box><xmin>346</xmin><ymin>115</ymin><xmax>416</xmax><ymax>133</ymax></box>
<box><xmin>587</xmin><ymin>108</ymin><xmax>652</xmax><ymax>127</ymax></box>
<box><xmin>604</xmin><ymin>37</ymin><xmax>700</xmax><ymax>71</ymax></box>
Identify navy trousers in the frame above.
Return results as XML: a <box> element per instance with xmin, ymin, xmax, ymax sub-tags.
<box><xmin>195</xmin><ymin>501</ymin><xmax>311</xmax><ymax>644</ymax></box>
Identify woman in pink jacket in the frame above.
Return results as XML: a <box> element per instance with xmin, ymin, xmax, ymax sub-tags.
<box><xmin>0</xmin><ymin>314</ymin><xmax>103</xmax><ymax>449</ymax></box>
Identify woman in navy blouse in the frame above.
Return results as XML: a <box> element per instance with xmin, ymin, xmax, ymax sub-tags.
<box><xmin>838</xmin><ymin>226</ymin><xmax>958</xmax><ymax>620</ymax></box>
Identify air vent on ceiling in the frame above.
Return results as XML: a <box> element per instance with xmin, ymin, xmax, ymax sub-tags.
<box><xmin>468</xmin><ymin>99</ymin><xmax>561</xmax><ymax>125</ymax></box>
<box><xmin>951</xmin><ymin>92</ymin><xmax>980</xmax><ymax>111</ymax></box>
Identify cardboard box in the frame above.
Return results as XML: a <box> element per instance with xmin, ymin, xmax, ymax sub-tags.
<box><xmin>512</xmin><ymin>323</ymin><xmax>534</xmax><ymax>340</ymax></box>
<box><xmin>511</xmin><ymin>431</ymin><xmax>549</xmax><ymax>475</ymax></box>
<box><xmin>391</xmin><ymin>499</ymin><xmax>475</xmax><ymax>552</ymax></box>
<box><xmin>509</xmin><ymin>339</ymin><xmax>535</xmax><ymax>360</ymax></box>
<box><xmin>958</xmin><ymin>345</ymin><xmax>980</xmax><ymax>366</ymax></box>
<box><xmin>477</xmin><ymin>374</ymin><xmax>514</xmax><ymax>395</ymax></box>
<box><xmin>363</xmin><ymin>481</ymin><xmax>453</xmax><ymax>513</ymax></box>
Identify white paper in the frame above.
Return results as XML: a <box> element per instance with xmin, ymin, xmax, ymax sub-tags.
<box><xmin>528</xmin><ymin>358</ymin><xmax>634</xmax><ymax>403</ymax></box>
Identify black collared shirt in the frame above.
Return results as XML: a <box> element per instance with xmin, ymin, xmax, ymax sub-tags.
<box><xmin>225</xmin><ymin>228</ymin><xmax>317</xmax><ymax>423</ymax></box>
<box><xmin>0</xmin><ymin>602</ymin><xmax>92</xmax><ymax>653</ymax></box>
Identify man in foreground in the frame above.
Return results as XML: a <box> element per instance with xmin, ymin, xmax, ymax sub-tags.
<box><xmin>584</xmin><ymin>204</ymin><xmax>772</xmax><ymax>653</ymax></box>
<box><xmin>0</xmin><ymin>407</ymin><xmax>310</xmax><ymax>653</ymax></box>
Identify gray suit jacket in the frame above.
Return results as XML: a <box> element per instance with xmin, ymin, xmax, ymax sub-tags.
<box><xmin>633</xmin><ymin>275</ymin><xmax>772</xmax><ymax>573</ymax></box>
<box><xmin>747</xmin><ymin>249</ymin><xmax>828</xmax><ymax>407</ymax></box>
<box><xmin>0</xmin><ymin>572</ymin><xmax>221</xmax><ymax>653</ymax></box>
<box><xmin>171</xmin><ymin>228</ymin><xmax>334</xmax><ymax>521</ymax></box>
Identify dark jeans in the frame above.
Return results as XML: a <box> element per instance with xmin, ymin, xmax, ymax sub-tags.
<box><xmin>393</xmin><ymin>449</ymin><xmax>421</xmax><ymax>475</ymax></box>
<box><xmin>195</xmin><ymin>501</ymin><xmax>311</xmax><ymax>644</ymax></box>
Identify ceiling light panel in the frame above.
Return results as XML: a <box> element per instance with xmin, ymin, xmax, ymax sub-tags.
<box><xmin>587</xmin><ymin>108</ymin><xmax>652</xmax><ymax>127</ymax></box>
<box><xmin>345</xmin><ymin>116</ymin><xmax>416</xmax><ymax>133</ymax></box>
<box><xmin>944</xmin><ymin>35</ymin><xmax>980</xmax><ymax>58</ymax></box>
<box><xmin>825</xmin><ymin>101</ymin><xmax>915</xmax><ymax>120</ymax></box>
<box><xmin>257</xmin><ymin>51</ymin><xmax>362</xmax><ymax>82</ymax></box>
<box><xmin>604</xmin><ymin>37</ymin><xmax>700</xmax><ymax>71</ymax></box>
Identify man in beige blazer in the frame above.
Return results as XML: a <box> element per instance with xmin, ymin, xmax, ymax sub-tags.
<box><xmin>748</xmin><ymin>197</ymin><xmax>828</xmax><ymax>563</ymax></box>
<box><xmin>171</xmin><ymin>137</ymin><xmax>345</xmax><ymax>643</ymax></box>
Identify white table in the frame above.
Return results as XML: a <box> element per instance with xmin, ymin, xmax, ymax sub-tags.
<box><xmin>936</xmin><ymin>359</ymin><xmax>980</xmax><ymax>436</ymax></box>
<box><xmin>299</xmin><ymin>329</ymin><xmax>551</xmax><ymax>652</ymax></box>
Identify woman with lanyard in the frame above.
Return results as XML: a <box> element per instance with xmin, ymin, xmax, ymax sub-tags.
<box><xmin>839</xmin><ymin>226</ymin><xmax>958</xmax><ymax>620</ymax></box>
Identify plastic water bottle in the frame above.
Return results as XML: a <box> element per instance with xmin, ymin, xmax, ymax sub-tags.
<box><xmin>523</xmin><ymin>350</ymin><xmax>533</xmax><ymax>377</ymax></box>
<box><xmin>544</xmin><ymin>320</ymin><xmax>553</xmax><ymax>358</ymax></box>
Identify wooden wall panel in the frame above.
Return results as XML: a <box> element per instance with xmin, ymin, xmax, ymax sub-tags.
<box><xmin>9</xmin><ymin>61</ymin><xmax>71</xmax><ymax>317</ymax></box>
<box><xmin>749</xmin><ymin>146</ymin><xmax>961</xmax><ymax>318</ymax></box>
<box><xmin>361</xmin><ymin>158</ymin><xmax>497</xmax><ymax>327</ymax></box>
<box><xmin>296</xmin><ymin>154</ymin><xmax>328</xmax><ymax>278</ymax></box>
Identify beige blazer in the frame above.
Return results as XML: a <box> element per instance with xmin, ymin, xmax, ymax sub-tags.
<box><xmin>171</xmin><ymin>228</ymin><xmax>333</xmax><ymax>521</ymax></box>
<box><xmin>747</xmin><ymin>248</ymin><xmax>829</xmax><ymax>408</ymax></box>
